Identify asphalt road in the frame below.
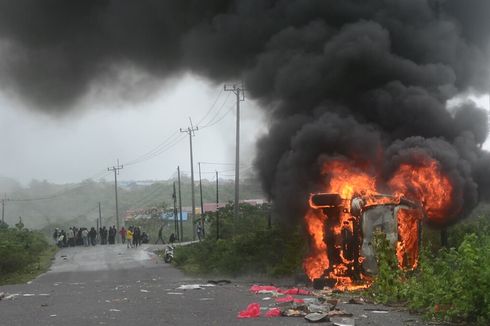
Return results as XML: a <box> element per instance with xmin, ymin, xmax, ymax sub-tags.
<box><xmin>0</xmin><ymin>244</ymin><xmax>428</xmax><ymax>326</ymax></box>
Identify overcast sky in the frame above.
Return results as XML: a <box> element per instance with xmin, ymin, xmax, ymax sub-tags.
<box><xmin>0</xmin><ymin>73</ymin><xmax>268</xmax><ymax>185</ymax></box>
<box><xmin>0</xmin><ymin>70</ymin><xmax>489</xmax><ymax>186</ymax></box>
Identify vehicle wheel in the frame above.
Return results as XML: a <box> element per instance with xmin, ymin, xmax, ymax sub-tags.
<box><xmin>164</xmin><ymin>254</ymin><xmax>172</xmax><ymax>263</ymax></box>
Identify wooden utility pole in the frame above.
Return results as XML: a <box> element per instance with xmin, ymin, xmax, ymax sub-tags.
<box><xmin>224</xmin><ymin>83</ymin><xmax>245</xmax><ymax>222</ymax></box>
<box><xmin>216</xmin><ymin>170</ymin><xmax>219</xmax><ymax>240</ymax></box>
<box><xmin>177</xmin><ymin>166</ymin><xmax>183</xmax><ymax>242</ymax></box>
<box><xmin>198</xmin><ymin>162</ymin><xmax>205</xmax><ymax>238</ymax></box>
<box><xmin>1</xmin><ymin>195</ymin><xmax>9</xmax><ymax>224</ymax></box>
<box><xmin>98</xmin><ymin>201</ymin><xmax>102</xmax><ymax>228</ymax></box>
<box><xmin>173</xmin><ymin>182</ymin><xmax>178</xmax><ymax>238</ymax></box>
<box><xmin>180</xmin><ymin>119</ymin><xmax>199</xmax><ymax>240</ymax></box>
<box><xmin>107</xmin><ymin>160</ymin><xmax>123</xmax><ymax>242</ymax></box>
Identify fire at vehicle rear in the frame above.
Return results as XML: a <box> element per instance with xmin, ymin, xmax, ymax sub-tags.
<box><xmin>304</xmin><ymin>159</ymin><xmax>454</xmax><ymax>291</ymax></box>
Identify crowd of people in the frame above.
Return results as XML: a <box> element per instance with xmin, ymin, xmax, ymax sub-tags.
<box><xmin>52</xmin><ymin>225</ymin><xmax>150</xmax><ymax>248</ymax></box>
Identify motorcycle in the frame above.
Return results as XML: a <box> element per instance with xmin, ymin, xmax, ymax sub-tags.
<box><xmin>163</xmin><ymin>244</ymin><xmax>175</xmax><ymax>263</ymax></box>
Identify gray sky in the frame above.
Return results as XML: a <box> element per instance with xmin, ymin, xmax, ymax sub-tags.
<box><xmin>0</xmin><ymin>73</ymin><xmax>267</xmax><ymax>185</ymax></box>
<box><xmin>0</xmin><ymin>70</ymin><xmax>489</xmax><ymax>186</ymax></box>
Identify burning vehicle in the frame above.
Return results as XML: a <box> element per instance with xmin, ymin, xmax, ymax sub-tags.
<box><xmin>303</xmin><ymin>159</ymin><xmax>454</xmax><ymax>291</ymax></box>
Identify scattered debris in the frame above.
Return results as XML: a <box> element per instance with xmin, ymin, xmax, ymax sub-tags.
<box><xmin>283</xmin><ymin>309</ymin><xmax>306</xmax><ymax>317</ymax></box>
<box><xmin>207</xmin><ymin>280</ymin><xmax>231</xmax><ymax>285</ymax></box>
<box><xmin>22</xmin><ymin>294</ymin><xmax>35</xmax><ymax>297</ymax></box>
<box><xmin>109</xmin><ymin>309</ymin><xmax>121</xmax><ymax>312</ymax></box>
<box><xmin>140</xmin><ymin>289</ymin><xmax>149</xmax><ymax>293</ymax></box>
<box><xmin>347</xmin><ymin>297</ymin><xmax>364</xmax><ymax>305</ymax></box>
<box><xmin>167</xmin><ymin>292</ymin><xmax>184</xmax><ymax>295</ymax></box>
<box><xmin>331</xmin><ymin>316</ymin><xmax>356</xmax><ymax>326</ymax></box>
<box><xmin>4</xmin><ymin>294</ymin><xmax>19</xmax><ymax>300</ymax></box>
<box><xmin>176</xmin><ymin>284</ymin><xmax>215</xmax><ymax>290</ymax></box>
<box><xmin>305</xmin><ymin>312</ymin><xmax>329</xmax><ymax>323</ymax></box>
<box><xmin>369</xmin><ymin>310</ymin><xmax>389</xmax><ymax>314</ymax></box>
<box><xmin>199</xmin><ymin>298</ymin><xmax>214</xmax><ymax>301</ymax></box>
<box><xmin>237</xmin><ymin>303</ymin><xmax>261</xmax><ymax>319</ymax></box>
<box><xmin>49</xmin><ymin>314</ymin><xmax>57</xmax><ymax>317</ymax></box>
<box><xmin>265</xmin><ymin>308</ymin><xmax>281</xmax><ymax>318</ymax></box>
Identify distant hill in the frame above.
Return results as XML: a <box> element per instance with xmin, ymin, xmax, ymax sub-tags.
<box><xmin>2</xmin><ymin>175</ymin><xmax>264</xmax><ymax>229</ymax></box>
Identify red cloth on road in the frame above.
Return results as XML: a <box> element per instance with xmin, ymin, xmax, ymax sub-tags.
<box><xmin>249</xmin><ymin>285</ymin><xmax>279</xmax><ymax>293</ymax></box>
<box><xmin>237</xmin><ymin>303</ymin><xmax>261</xmax><ymax>319</ymax></box>
<box><xmin>265</xmin><ymin>308</ymin><xmax>281</xmax><ymax>317</ymax></box>
<box><xmin>275</xmin><ymin>295</ymin><xmax>304</xmax><ymax>303</ymax></box>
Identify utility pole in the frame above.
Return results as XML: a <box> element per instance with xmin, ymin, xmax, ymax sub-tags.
<box><xmin>1</xmin><ymin>195</ymin><xmax>9</xmax><ymax>224</ymax></box>
<box><xmin>198</xmin><ymin>162</ymin><xmax>205</xmax><ymax>238</ymax></box>
<box><xmin>224</xmin><ymin>83</ymin><xmax>245</xmax><ymax>222</ymax></box>
<box><xmin>216</xmin><ymin>170</ymin><xmax>219</xmax><ymax>240</ymax></box>
<box><xmin>98</xmin><ymin>201</ymin><xmax>102</xmax><ymax>228</ymax></box>
<box><xmin>107</xmin><ymin>160</ymin><xmax>123</xmax><ymax>242</ymax></box>
<box><xmin>180</xmin><ymin>118</ymin><xmax>199</xmax><ymax>240</ymax></box>
<box><xmin>177</xmin><ymin>166</ymin><xmax>183</xmax><ymax>242</ymax></box>
<box><xmin>173</xmin><ymin>182</ymin><xmax>178</xmax><ymax>238</ymax></box>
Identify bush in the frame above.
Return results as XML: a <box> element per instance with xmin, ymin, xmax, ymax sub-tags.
<box><xmin>173</xmin><ymin>203</ymin><xmax>307</xmax><ymax>277</ymax></box>
<box><xmin>370</xmin><ymin>218</ymin><xmax>490</xmax><ymax>325</ymax></box>
<box><xmin>0</xmin><ymin>225</ymin><xmax>50</xmax><ymax>274</ymax></box>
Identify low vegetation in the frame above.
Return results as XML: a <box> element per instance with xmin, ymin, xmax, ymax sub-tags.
<box><xmin>173</xmin><ymin>203</ymin><xmax>307</xmax><ymax>277</ymax></box>
<box><xmin>370</xmin><ymin>216</ymin><xmax>490</xmax><ymax>325</ymax></box>
<box><xmin>0</xmin><ymin>222</ymin><xmax>56</xmax><ymax>285</ymax></box>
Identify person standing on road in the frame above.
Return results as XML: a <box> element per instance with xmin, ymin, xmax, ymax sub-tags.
<box><xmin>196</xmin><ymin>224</ymin><xmax>202</xmax><ymax>241</ymax></box>
<box><xmin>126</xmin><ymin>227</ymin><xmax>134</xmax><ymax>248</ymax></box>
<box><xmin>120</xmin><ymin>226</ymin><xmax>126</xmax><ymax>244</ymax></box>
<box><xmin>133</xmin><ymin>227</ymin><xmax>140</xmax><ymax>247</ymax></box>
<box><xmin>82</xmin><ymin>228</ymin><xmax>89</xmax><ymax>247</ymax></box>
<box><xmin>89</xmin><ymin>227</ymin><xmax>97</xmax><ymax>246</ymax></box>
<box><xmin>155</xmin><ymin>225</ymin><xmax>165</xmax><ymax>244</ymax></box>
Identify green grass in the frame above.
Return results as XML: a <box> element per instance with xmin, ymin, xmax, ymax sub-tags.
<box><xmin>0</xmin><ymin>245</ymin><xmax>58</xmax><ymax>285</ymax></box>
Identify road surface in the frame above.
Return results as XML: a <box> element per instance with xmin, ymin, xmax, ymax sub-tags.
<box><xmin>0</xmin><ymin>244</ymin><xmax>427</xmax><ymax>325</ymax></box>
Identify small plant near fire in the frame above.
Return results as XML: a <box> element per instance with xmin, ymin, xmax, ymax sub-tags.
<box><xmin>369</xmin><ymin>219</ymin><xmax>490</xmax><ymax>325</ymax></box>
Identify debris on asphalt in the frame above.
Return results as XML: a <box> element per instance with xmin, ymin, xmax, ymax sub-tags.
<box><xmin>140</xmin><ymin>289</ymin><xmax>149</xmax><ymax>293</ymax></box>
<box><xmin>199</xmin><ymin>298</ymin><xmax>214</xmax><ymax>301</ymax></box>
<box><xmin>207</xmin><ymin>280</ymin><xmax>231</xmax><ymax>285</ymax></box>
<box><xmin>22</xmin><ymin>294</ymin><xmax>35</xmax><ymax>297</ymax></box>
<box><xmin>347</xmin><ymin>297</ymin><xmax>364</xmax><ymax>305</ymax></box>
<box><xmin>369</xmin><ymin>310</ymin><xmax>389</xmax><ymax>314</ymax></box>
<box><xmin>331</xmin><ymin>316</ymin><xmax>356</xmax><ymax>326</ymax></box>
<box><xmin>265</xmin><ymin>308</ymin><xmax>281</xmax><ymax>317</ymax></box>
<box><xmin>176</xmin><ymin>284</ymin><xmax>215</xmax><ymax>290</ymax></box>
<box><xmin>109</xmin><ymin>309</ymin><xmax>121</xmax><ymax>312</ymax></box>
<box><xmin>4</xmin><ymin>293</ymin><xmax>19</xmax><ymax>300</ymax></box>
<box><xmin>237</xmin><ymin>303</ymin><xmax>261</xmax><ymax>318</ymax></box>
<box><xmin>304</xmin><ymin>312</ymin><xmax>329</xmax><ymax>323</ymax></box>
<box><xmin>167</xmin><ymin>292</ymin><xmax>184</xmax><ymax>295</ymax></box>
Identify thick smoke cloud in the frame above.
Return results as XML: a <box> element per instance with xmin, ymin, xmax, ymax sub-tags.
<box><xmin>0</xmin><ymin>0</ymin><xmax>489</xmax><ymax>226</ymax></box>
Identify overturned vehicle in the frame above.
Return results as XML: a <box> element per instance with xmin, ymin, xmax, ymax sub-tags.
<box><xmin>305</xmin><ymin>192</ymin><xmax>424</xmax><ymax>290</ymax></box>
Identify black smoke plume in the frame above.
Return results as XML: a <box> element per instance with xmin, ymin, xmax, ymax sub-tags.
<box><xmin>0</xmin><ymin>1</ymin><xmax>489</xmax><ymax>226</ymax></box>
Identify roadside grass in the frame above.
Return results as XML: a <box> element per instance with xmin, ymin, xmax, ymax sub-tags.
<box><xmin>369</xmin><ymin>215</ymin><xmax>490</xmax><ymax>325</ymax></box>
<box><xmin>0</xmin><ymin>245</ymin><xmax>58</xmax><ymax>286</ymax></box>
<box><xmin>172</xmin><ymin>203</ymin><xmax>307</xmax><ymax>278</ymax></box>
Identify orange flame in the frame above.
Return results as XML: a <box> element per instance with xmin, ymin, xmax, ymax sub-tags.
<box><xmin>396</xmin><ymin>209</ymin><xmax>421</xmax><ymax>270</ymax></box>
<box><xmin>304</xmin><ymin>157</ymin><xmax>454</xmax><ymax>291</ymax></box>
<box><xmin>388</xmin><ymin>160</ymin><xmax>454</xmax><ymax>224</ymax></box>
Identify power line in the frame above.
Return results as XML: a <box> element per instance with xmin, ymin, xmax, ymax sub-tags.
<box><xmin>125</xmin><ymin>131</ymin><xmax>184</xmax><ymax>166</ymax></box>
<box><xmin>196</xmin><ymin>87</ymin><xmax>225</xmax><ymax>126</ymax></box>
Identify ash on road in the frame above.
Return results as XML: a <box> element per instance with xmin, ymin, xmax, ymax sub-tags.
<box><xmin>0</xmin><ymin>245</ymin><xmax>426</xmax><ymax>326</ymax></box>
